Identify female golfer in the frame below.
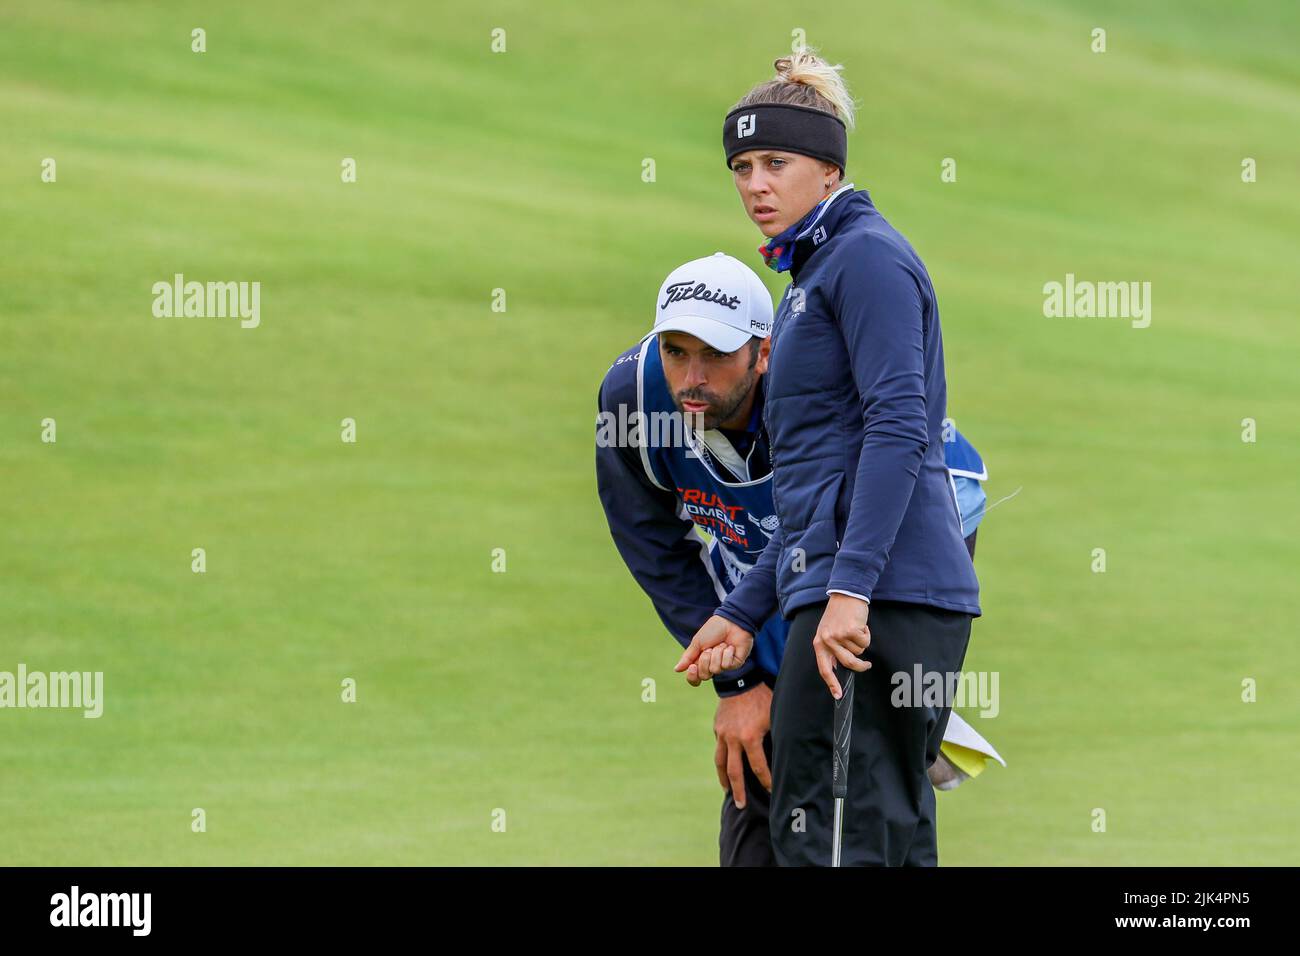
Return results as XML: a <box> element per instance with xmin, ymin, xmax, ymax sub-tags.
<box><xmin>676</xmin><ymin>50</ymin><xmax>981</xmax><ymax>866</ymax></box>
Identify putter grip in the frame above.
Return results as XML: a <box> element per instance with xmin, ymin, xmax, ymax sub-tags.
<box><xmin>831</xmin><ymin>668</ymin><xmax>855</xmax><ymax>799</ymax></box>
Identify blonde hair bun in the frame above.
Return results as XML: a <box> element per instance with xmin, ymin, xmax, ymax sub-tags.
<box><xmin>770</xmin><ymin>49</ymin><xmax>856</xmax><ymax>130</ymax></box>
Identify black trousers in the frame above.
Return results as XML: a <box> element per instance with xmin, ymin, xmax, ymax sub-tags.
<box><xmin>768</xmin><ymin>599</ymin><xmax>973</xmax><ymax>866</ymax></box>
<box><xmin>719</xmin><ymin>732</ymin><xmax>777</xmax><ymax>867</ymax></box>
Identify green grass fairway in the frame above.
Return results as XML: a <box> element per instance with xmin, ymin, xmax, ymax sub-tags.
<box><xmin>2</xmin><ymin>0</ymin><xmax>1297</xmax><ymax>865</ymax></box>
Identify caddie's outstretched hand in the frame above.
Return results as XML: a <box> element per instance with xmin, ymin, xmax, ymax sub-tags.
<box><xmin>675</xmin><ymin>615</ymin><xmax>754</xmax><ymax>686</ymax></box>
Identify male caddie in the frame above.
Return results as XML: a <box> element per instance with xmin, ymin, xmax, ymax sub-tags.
<box><xmin>594</xmin><ymin>252</ymin><xmax>1001</xmax><ymax>866</ymax></box>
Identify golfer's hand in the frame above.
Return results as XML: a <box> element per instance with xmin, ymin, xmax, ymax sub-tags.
<box><xmin>713</xmin><ymin>683</ymin><xmax>772</xmax><ymax>809</ymax></box>
<box><xmin>675</xmin><ymin>615</ymin><xmax>754</xmax><ymax>686</ymax></box>
<box><xmin>814</xmin><ymin>593</ymin><xmax>872</xmax><ymax>699</ymax></box>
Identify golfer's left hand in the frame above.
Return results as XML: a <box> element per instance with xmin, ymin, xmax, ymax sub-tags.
<box><xmin>675</xmin><ymin>615</ymin><xmax>754</xmax><ymax>686</ymax></box>
<box><xmin>814</xmin><ymin>593</ymin><xmax>872</xmax><ymax>699</ymax></box>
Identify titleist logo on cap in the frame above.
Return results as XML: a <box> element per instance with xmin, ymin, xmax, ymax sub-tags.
<box><xmin>660</xmin><ymin>281</ymin><xmax>741</xmax><ymax>311</ymax></box>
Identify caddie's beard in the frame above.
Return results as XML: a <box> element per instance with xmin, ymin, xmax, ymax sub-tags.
<box><xmin>673</xmin><ymin>370</ymin><xmax>757</xmax><ymax>431</ymax></box>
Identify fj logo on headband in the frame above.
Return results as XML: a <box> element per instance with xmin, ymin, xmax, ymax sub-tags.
<box><xmin>737</xmin><ymin>114</ymin><xmax>755</xmax><ymax>138</ymax></box>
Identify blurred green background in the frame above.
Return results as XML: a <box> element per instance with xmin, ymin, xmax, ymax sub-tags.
<box><xmin>2</xmin><ymin>0</ymin><xmax>1297</xmax><ymax>865</ymax></box>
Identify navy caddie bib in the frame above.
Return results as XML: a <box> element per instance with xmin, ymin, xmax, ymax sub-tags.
<box><xmin>634</xmin><ymin>337</ymin><xmax>789</xmax><ymax>679</ymax></box>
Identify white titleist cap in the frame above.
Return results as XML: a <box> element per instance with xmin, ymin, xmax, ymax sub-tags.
<box><xmin>643</xmin><ymin>252</ymin><xmax>774</xmax><ymax>353</ymax></box>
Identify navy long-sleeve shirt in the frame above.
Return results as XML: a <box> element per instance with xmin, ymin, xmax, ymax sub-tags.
<box><xmin>717</xmin><ymin>186</ymin><xmax>980</xmax><ymax>631</ymax></box>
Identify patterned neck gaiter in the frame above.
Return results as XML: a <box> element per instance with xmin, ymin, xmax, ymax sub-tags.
<box><xmin>757</xmin><ymin>193</ymin><xmax>832</xmax><ymax>273</ymax></box>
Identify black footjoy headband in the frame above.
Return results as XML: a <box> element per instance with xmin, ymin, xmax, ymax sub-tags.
<box><xmin>723</xmin><ymin>103</ymin><xmax>847</xmax><ymax>173</ymax></box>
